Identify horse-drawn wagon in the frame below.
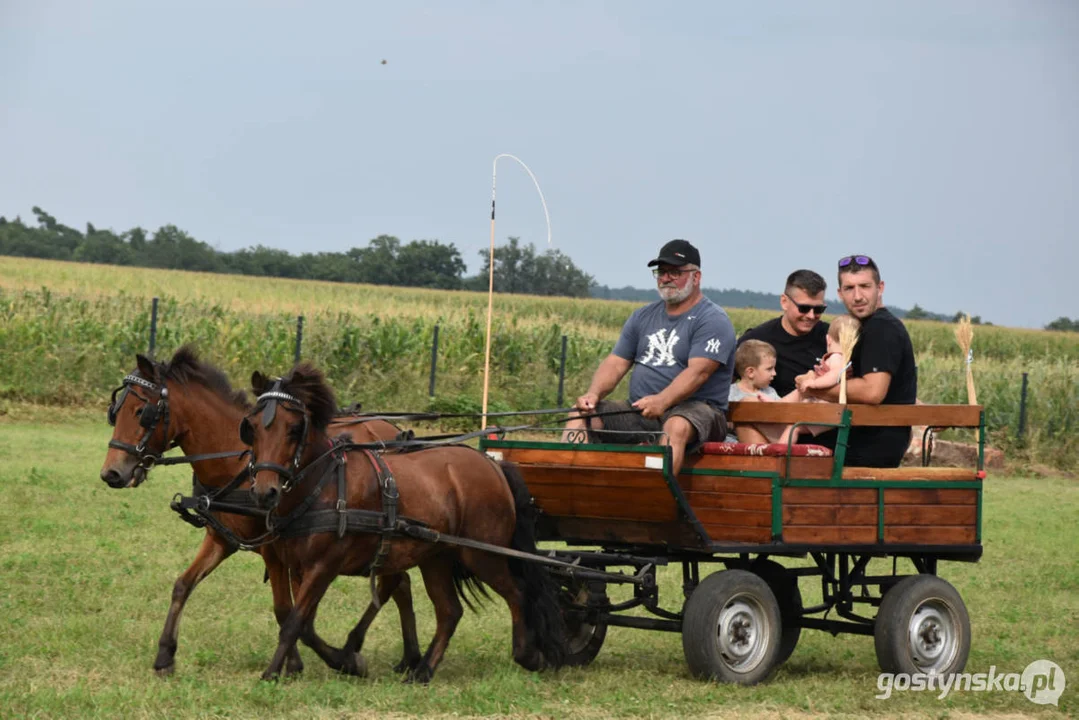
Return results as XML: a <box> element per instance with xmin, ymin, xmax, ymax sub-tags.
<box><xmin>102</xmin><ymin>350</ymin><xmax>986</xmax><ymax>685</ymax></box>
<box><xmin>480</xmin><ymin>400</ymin><xmax>986</xmax><ymax>684</ymax></box>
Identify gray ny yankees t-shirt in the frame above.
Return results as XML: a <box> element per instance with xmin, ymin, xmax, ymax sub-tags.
<box><xmin>612</xmin><ymin>296</ymin><xmax>736</xmax><ymax>409</ymax></box>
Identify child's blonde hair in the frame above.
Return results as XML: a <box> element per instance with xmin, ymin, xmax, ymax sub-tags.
<box><xmin>827</xmin><ymin>314</ymin><xmax>860</xmax><ymax>342</ymax></box>
<box><xmin>735</xmin><ymin>339</ymin><xmax>776</xmax><ymax>377</ymax></box>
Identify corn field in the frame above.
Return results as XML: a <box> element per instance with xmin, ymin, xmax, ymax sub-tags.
<box><xmin>2</xmin><ymin>257</ymin><xmax>1076</xmax><ymax>470</ymax></box>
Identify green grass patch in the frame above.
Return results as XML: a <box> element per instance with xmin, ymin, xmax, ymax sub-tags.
<box><xmin>0</xmin><ymin>420</ymin><xmax>1075</xmax><ymax>718</ymax></box>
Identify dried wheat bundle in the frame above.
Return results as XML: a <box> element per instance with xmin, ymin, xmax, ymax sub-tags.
<box><xmin>954</xmin><ymin>314</ymin><xmax>977</xmax><ymax>405</ymax></box>
<box><xmin>837</xmin><ymin>321</ymin><xmax>861</xmax><ymax>405</ymax></box>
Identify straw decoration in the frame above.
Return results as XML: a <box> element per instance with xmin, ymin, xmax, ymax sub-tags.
<box><xmin>837</xmin><ymin>321</ymin><xmax>861</xmax><ymax>405</ymax></box>
<box><xmin>954</xmin><ymin>314</ymin><xmax>977</xmax><ymax>405</ymax></box>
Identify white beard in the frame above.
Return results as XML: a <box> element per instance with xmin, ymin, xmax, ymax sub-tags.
<box><xmin>658</xmin><ymin>276</ymin><xmax>696</xmax><ymax>305</ymax></box>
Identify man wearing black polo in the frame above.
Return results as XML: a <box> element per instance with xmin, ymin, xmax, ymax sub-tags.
<box><xmin>737</xmin><ymin>270</ymin><xmax>830</xmax><ymax>398</ymax></box>
<box><xmin>802</xmin><ymin>255</ymin><xmax>917</xmax><ymax>467</ymax></box>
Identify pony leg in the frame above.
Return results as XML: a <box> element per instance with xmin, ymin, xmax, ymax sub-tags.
<box><xmin>458</xmin><ymin>549</ymin><xmax>542</xmax><ymax>671</ymax></box>
<box><xmin>153</xmin><ymin>532</ymin><xmax>234</xmax><ymax>675</ymax></box>
<box><xmin>407</xmin><ymin>561</ymin><xmax>464</xmax><ymax>684</ymax></box>
<box><xmin>342</xmin><ymin>572</ymin><xmax>422</xmax><ymax>674</ymax></box>
<box><xmin>262</xmin><ymin>567</ymin><xmax>335</xmax><ymax>681</ymax></box>
<box><xmin>264</xmin><ymin>557</ymin><xmax>304</xmax><ymax>677</ymax></box>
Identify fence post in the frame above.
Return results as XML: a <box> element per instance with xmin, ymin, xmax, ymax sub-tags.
<box><xmin>556</xmin><ymin>335</ymin><xmax>568</xmax><ymax>407</ymax></box>
<box><xmin>428</xmin><ymin>325</ymin><xmax>440</xmax><ymax>397</ymax></box>
<box><xmin>294</xmin><ymin>316</ymin><xmax>304</xmax><ymax>364</ymax></box>
<box><xmin>148</xmin><ymin>297</ymin><xmax>159</xmax><ymax>355</ymax></box>
<box><xmin>1017</xmin><ymin>371</ymin><xmax>1029</xmax><ymax>439</ymax></box>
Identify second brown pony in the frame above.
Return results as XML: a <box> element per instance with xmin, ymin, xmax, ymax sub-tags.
<box><xmin>243</xmin><ymin>362</ymin><xmax>566</xmax><ymax>682</ymax></box>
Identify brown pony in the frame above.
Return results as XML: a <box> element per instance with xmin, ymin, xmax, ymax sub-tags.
<box><xmin>99</xmin><ymin>346</ymin><xmax>421</xmax><ymax>677</ymax></box>
<box><xmin>243</xmin><ymin>362</ymin><xmax>566</xmax><ymax>682</ymax></box>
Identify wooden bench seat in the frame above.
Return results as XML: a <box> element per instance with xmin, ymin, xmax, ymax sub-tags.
<box><xmin>841</xmin><ymin>466</ymin><xmax>982</xmax><ymax>481</ymax></box>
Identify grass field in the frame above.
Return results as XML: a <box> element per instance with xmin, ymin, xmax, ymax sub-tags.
<box><xmin>0</xmin><ymin>415</ymin><xmax>1075</xmax><ymax>718</ymax></box>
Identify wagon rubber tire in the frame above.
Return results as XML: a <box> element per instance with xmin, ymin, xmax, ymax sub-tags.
<box><xmin>560</xmin><ymin>582</ymin><xmax>608</xmax><ymax>667</ymax></box>
<box><xmin>874</xmin><ymin>574</ymin><xmax>971</xmax><ymax>676</ymax></box>
<box><xmin>751</xmin><ymin>559</ymin><xmax>802</xmax><ymax>666</ymax></box>
<box><xmin>682</xmin><ymin>569</ymin><xmax>781</xmax><ymax>685</ymax></box>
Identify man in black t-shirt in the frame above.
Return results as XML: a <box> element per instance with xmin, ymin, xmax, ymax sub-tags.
<box><xmin>802</xmin><ymin>255</ymin><xmax>917</xmax><ymax>467</ymax></box>
<box><xmin>737</xmin><ymin>270</ymin><xmax>830</xmax><ymax>397</ymax></box>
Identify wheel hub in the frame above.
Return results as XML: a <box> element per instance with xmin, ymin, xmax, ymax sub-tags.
<box><xmin>908</xmin><ymin>599</ymin><xmax>958</xmax><ymax>673</ymax></box>
<box><xmin>717</xmin><ymin>595</ymin><xmax>768</xmax><ymax>671</ymax></box>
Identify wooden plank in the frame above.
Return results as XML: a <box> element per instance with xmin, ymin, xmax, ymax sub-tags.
<box><xmin>842</xmin><ymin>467</ymin><xmax>979</xmax><ymax>481</ymax></box>
<box><xmin>726</xmin><ymin>402</ymin><xmax>983</xmax><ymax>428</ymax></box>
<box><xmin>783</xmin><ymin>505</ymin><xmax>877</xmax><ymax>526</ymax></box>
<box><xmin>883</xmin><ymin>526</ymin><xmax>977</xmax><ymax>545</ymax></box>
<box><xmin>702</xmin><ymin>524</ymin><xmax>772</xmax><ymax>543</ymax></box>
<box><xmin>783</xmin><ymin>526</ymin><xmax>876</xmax><ymax>544</ymax></box>
<box><xmin>501</xmin><ymin>448</ymin><xmax>664</xmax><ymax>470</ymax></box>
<box><xmin>684</xmin><ymin>491</ymin><xmax>773</xmax><ymax>512</ymax></box>
<box><xmin>728</xmin><ymin>402</ymin><xmax>844</xmax><ymax>425</ymax></box>
<box><xmin>694</xmin><ymin>507</ymin><xmax>772</xmax><ymax>528</ymax></box>
<box><xmin>688</xmin><ymin>454</ymin><xmax>834</xmax><ymax>479</ymax></box>
<box><xmin>534</xmin><ymin>496</ymin><xmax>677</xmax><ymax>522</ymax></box>
<box><xmin>520</xmin><ymin>466</ymin><xmax>669</xmax><ymax>490</ymax></box>
<box><xmin>884</xmin><ymin>488</ymin><xmax>978</xmax><ymax>505</ymax></box>
<box><xmin>783</xmin><ymin>487</ymin><xmax>878</xmax><ymax>505</ymax></box>
<box><xmin>679</xmin><ymin>475</ymin><xmax>773</xmax><ymax>495</ymax></box>
<box><xmin>884</xmin><ymin>505</ymin><xmax>977</xmax><ymax>526</ymax></box>
<box><xmin>528</xmin><ymin>483</ymin><xmax>675</xmax><ymax>506</ymax></box>
<box><xmin>847</xmin><ymin>404</ymin><xmax>983</xmax><ymax>428</ymax></box>
<box><xmin>537</xmin><ymin>516</ymin><xmax>703</xmax><ymax>547</ymax></box>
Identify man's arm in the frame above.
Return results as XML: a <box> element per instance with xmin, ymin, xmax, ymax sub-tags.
<box><xmin>574</xmin><ymin>354</ymin><xmax>633</xmax><ymax>411</ymax></box>
<box><xmin>633</xmin><ymin>357</ymin><xmax>720</xmax><ymax>418</ymax></box>
<box><xmin>803</xmin><ymin>371</ymin><xmax>891</xmax><ymax>404</ymax></box>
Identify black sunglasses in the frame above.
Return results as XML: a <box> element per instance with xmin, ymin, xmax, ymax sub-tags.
<box><xmin>785</xmin><ymin>295</ymin><xmax>827</xmax><ymax>316</ymax></box>
<box><xmin>838</xmin><ymin>254</ymin><xmax>876</xmax><ymax>269</ymax></box>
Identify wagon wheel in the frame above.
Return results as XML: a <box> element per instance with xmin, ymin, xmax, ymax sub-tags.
<box><xmin>559</xmin><ymin>580</ymin><xmax>608</xmax><ymax>667</ymax></box>
<box><xmin>874</xmin><ymin>574</ymin><xmax>971</xmax><ymax>676</ymax></box>
<box><xmin>682</xmin><ymin>569</ymin><xmax>781</xmax><ymax>685</ymax></box>
<box><xmin>751</xmin><ymin>559</ymin><xmax>802</xmax><ymax>666</ymax></box>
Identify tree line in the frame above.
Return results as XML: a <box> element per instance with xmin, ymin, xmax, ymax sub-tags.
<box><xmin>0</xmin><ymin>207</ymin><xmax>594</xmax><ymax>297</ymax></box>
<box><xmin>3</xmin><ymin>207</ymin><xmax>1073</xmax><ymax>332</ymax></box>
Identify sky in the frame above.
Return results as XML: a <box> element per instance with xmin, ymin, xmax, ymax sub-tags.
<box><xmin>2</xmin><ymin>1</ymin><xmax>1076</xmax><ymax>329</ymax></box>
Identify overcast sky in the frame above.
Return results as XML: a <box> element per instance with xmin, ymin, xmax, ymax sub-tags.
<box><xmin>2</xmin><ymin>1</ymin><xmax>1076</xmax><ymax>328</ymax></box>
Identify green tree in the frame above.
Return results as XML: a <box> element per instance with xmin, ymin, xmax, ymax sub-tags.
<box><xmin>1045</xmin><ymin>317</ymin><xmax>1079</xmax><ymax>332</ymax></box>
<box><xmin>906</xmin><ymin>304</ymin><xmax>930</xmax><ymax>320</ymax></box>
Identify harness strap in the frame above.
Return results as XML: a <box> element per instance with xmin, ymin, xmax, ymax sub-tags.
<box><xmin>363</xmin><ymin>449</ymin><xmax>399</xmax><ymax>610</ymax></box>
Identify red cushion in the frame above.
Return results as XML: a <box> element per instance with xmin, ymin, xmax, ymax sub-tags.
<box><xmin>700</xmin><ymin>442</ymin><xmax>833</xmax><ymax>457</ymax></box>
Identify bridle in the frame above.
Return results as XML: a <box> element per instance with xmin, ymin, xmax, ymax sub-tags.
<box><xmin>242</xmin><ymin>383</ymin><xmax>311</xmax><ymax>494</ymax></box>
<box><xmin>107</xmin><ymin>372</ymin><xmax>173</xmax><ymax>470</ymax></box>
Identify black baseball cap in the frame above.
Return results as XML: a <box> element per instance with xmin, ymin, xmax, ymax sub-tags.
<box><xmin>647</xmin><ymin>239</ymin><xmax>700</xmax><ymax>268</ymax></box>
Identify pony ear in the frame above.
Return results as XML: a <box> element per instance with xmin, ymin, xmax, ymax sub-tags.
<box><xmin>251</xmin><ymin>371</ymin><xmax>269</xmax><ymax>395</ymax></box>
<box><xmin>136</xmin><ymin>353</ymin><xmax>156</xmax><ymax>380</ymax></box>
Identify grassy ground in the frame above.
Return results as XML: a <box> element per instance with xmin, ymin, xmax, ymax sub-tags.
<box><xmin>0</xmin><ymin>416</ymin><xmax>1075</xmax><ymax>719</ymax></box>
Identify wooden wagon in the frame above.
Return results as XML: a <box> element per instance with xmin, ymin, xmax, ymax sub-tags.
<box><xmin>479</xmin><ymin>402</ymin><xmax>986</xmax><ymax>684</ymax></box>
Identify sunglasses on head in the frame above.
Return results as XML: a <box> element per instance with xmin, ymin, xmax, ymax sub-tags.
<box><xmin>785</xmin><ymin>295</ymin><xmax>827</xmax><ymax>316</ymax></box>
<box><xmin>838</xmin><ymin>255</ymin><xmax>875</xmax><ymax>269</ymax></box>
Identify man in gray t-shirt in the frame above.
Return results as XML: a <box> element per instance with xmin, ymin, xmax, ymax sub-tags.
<box><xmin>562</xmin><ymin>239</ymin><xmax>736</xmax><ymax>476</ymax></box>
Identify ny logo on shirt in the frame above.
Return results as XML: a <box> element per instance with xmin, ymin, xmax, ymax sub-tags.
<box><xmin>704</xmin><ymin>338</ymin><xmax>722</xmax><ymax>354</ymax></box>
<box><xmin>640</xmin><ymin>329</ymin><xmax>680</xmax><ymax>367</ymax></box>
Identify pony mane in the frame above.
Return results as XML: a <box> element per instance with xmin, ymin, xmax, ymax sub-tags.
<box><xmin>161</xmin><ymin>345</ymin><xmax>251</xmax><ymax>410</ymax></box>
<box><xmin>279</xmin><ymin>363</ymin><xmax>337</xmax><ymax>431</ymax></box>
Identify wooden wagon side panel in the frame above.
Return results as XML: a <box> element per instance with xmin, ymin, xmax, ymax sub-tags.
<box><xmin>882</xmin><ymin>487</ymin><xmax>979</xmax><ymax>545</ymax></box>
<box><xmin>678</xmin><ymin>472</ymin><xmax>773</xmax><ymax>544</ymax></box>
<box><xmin>781</xmin><ymin>487</ymin><xmax>877</xmax><ymax>544</ymax></box>
<box><xmin>494</xmin><ymin>445</ymin><xmax>703</xmax><ymax>547</ymax></box>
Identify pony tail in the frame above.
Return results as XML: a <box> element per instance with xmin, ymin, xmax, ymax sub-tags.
<box><xmin>500</xmin><ymin>461</ymin><xmax>567</xmax><ymax>669</ymax></box>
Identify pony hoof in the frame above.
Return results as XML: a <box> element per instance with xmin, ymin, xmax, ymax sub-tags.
<box><xmin>393</xmin><ymin>656</ymin><xmax>422</xmax><ymax>674</ymax></box>
<box><xmin>260</xmin><ymin>671</ymin><xmax>281</xmax><ymax>682</ymax></box>
<box><xmin>153</xmin><ymin>664</ymin><xmax>175</xmax><ymax>678</ymax></box>
<box><xmin>283</xmin><ymin>664</ymin><xmax>304</xmax><ymax>678</ymax></box>
<box><xmin>342</xmin><ymin>653</ymin><xmax>368</xmax><ymax>678</ymax></box>
<box><xmin>404</xmin><ymin>665</ymin><xmax>433</xmax><ymax>684</ymax></box>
